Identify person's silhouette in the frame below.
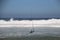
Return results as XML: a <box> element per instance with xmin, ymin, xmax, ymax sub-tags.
<box><xmin>29</xmin><ymin>30</ymin><xmax>34</xmax><ymax>33</ymax></box>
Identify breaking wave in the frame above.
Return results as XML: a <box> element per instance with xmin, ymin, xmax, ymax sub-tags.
<box><xmin>0</xmin><ymin>18</ymin><xmax>60</xmax><ymax>37</ymax></box>
<box><xmin>0</xmin><ymin>18</ymin><xmax>60</xmax><ymax>27</ymax></box>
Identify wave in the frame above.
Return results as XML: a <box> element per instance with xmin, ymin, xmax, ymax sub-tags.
<box><xmin>0</xmin><ymin>18</ymin><xmax>60</xmax><ymax>27</ymax></box>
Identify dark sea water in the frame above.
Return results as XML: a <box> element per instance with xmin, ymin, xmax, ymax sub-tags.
<box><xmin>0</xmin><ymin>18</ymin><xmax>60</xmax><ymax>21</ymax></box>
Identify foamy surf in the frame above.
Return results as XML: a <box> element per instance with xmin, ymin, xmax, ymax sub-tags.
<box><xmin>0</xmin><ymin>18</ymin><xmax>60</xmax><ymax>27</ymax></box>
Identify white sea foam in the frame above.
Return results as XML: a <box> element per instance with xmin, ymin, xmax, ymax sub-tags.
<box><xmin>0</xmin><ymin>18</ymin><xmax>60</xmax><ymax>27</ymax></box>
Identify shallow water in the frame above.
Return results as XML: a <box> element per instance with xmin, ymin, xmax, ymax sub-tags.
<box><xmin>0</xmin><ymin>27</ymin><xmax>60</xmax><ymax>37</ymax></box>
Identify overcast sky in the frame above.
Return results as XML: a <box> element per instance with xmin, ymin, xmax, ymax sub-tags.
<box><xmin>0</xmin><ymin>0</ymin><xmax>60</xmax><ymax>18</ymax></box>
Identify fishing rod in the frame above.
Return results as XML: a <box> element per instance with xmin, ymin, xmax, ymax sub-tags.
<box><xmin>29</xmin><ymin>6</ymin><xmax>35</xmax><ymax>33</ymax></box>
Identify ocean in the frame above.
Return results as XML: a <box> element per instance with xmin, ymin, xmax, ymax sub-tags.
<box><xmin>0</xmin><ymin>18</ymin><xmax>60</xmax><ymax>40</ymax></box>
<box><xmin>0</xmin><ymin>27</ymin><xmax>60</xmax><ymax>37</ymax></box>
